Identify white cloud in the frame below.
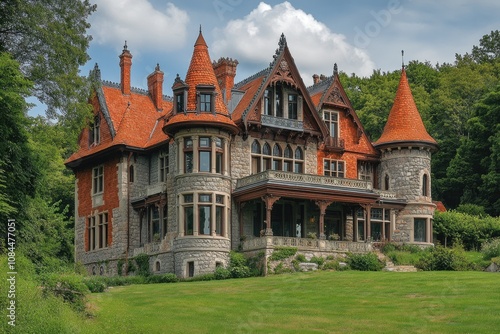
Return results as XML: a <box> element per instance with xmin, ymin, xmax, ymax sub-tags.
<box><xmin>212</xmin><ymin>2</ymin><xmax>375</xmax><ymax>84</ymax></box>
<box><xmin>90</xmin><ymin>0</ymin><xmax>189</xmax><ymax>53</ymax></box>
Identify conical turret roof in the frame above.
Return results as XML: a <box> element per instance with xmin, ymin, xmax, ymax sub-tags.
<box><xmin>163</xmin><ymin>29</ymin><xmax>238</xmax><ymax>135</ymax></box>
<box><xmin>374</xmin><ymin>68</ymin><xmax>437</xmax><ymax>149</ymax></box>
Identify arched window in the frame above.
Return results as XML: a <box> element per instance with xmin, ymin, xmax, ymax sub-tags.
<box><xmin>155</xmin><ymin>261</ymin><xmax>161</xmax><ymax>272</ymax></box>
<box><xmin>251</xmin><ymin>140</ymin><xmax>261</xmax><ymax>154</ymax></box>
<box><xmin>272</xmin><ymin>144</ymin><xmax>282</xmax><ymax>157</ymax></box>
<box><xmin>262</xmin><ymin>142</ymin><xmax>271</xmax><ymax>155</ymax></box>
<box><xmin>284</xmin><ymin>145</ymin><xmax>292</xmax><ymax>158</ymax></box>
<box><xmin>385</xmin><ymin>174</ymin><xmax>390</xmax><ymax>191</ymax></box>
<box><xmin>422</xmin><ymin>174</ymin><xmax>429</xmax><ymax>196</ymax></box>
<box><xmin>294</xmin><ymin>148</ymin><xmax>304</xmax><ymax>173</ymax></box>
<box><xmin>129</xmin><ymin>165</ymin><xmax>134</xmax><ymax>182</ymax></box>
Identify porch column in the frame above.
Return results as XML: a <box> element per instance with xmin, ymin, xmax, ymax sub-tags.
<box><xmin>353</xmin><ymin>210</ymin><xmax>358</xmax><ymax>241</ymax></box>
<box><xmin>364</xmin><ymin>205</ymin><xmax>372</xmax><ymax>241</ymax></box>
<box><xmin>261</xmin><ymin>195</ymin><xmax>280</xmax><ymax>236</ymax></box>
<box><xmin>426</xmin><ymin>218</ymin><xmax>431</xmax><ymax>243</ymax></box>
<box><xmin>315</xmin><ymin>200</ymin><xmax>332</xmax><ymax>240</ymax></box>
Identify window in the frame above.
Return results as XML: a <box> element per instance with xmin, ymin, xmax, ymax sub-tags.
<box><xmin>385</xmin><ymin>174</ymin><xmax>390</xmax><ymax>190</ymax></box>
<box><xmin>175</xmin><ymin>92</ymin><xmax>185</xmax><ymax>113</ymax></box>
<box><xmin>199</xmin><ymin>137</ymin><xmax>211</xmax><ymax>172</ymax></box>
<box><xmin>88</xmin><ymin>212</ymin><xmax>108</xmax><ymax>251</ymax></box>
<box><xmin>159</xmin><ymin>150</ymin><xmax>169</xmax><ymax>182</ymax></box>
<box><xmin>275</xmin><ymin>86</ymin><xmax>283</xmax><ymax>117</ymax></box>
<box><xmin>324</xmin><ymin>159</ymin><xmax>345</xmax><ymax>177</ymax></box>
<box><xmin>200</xmin><ymin>93</ymin><xmax>212</xmax><ymax>112</ymax></box>
<box><xmin>422</xmin><ymin>174</ymin><xmax>429</xmax><ymax>196</ymax></box>
<box><xmin>414</xmin><ymin>218</ymin><xmax>427</xmax><ymax>242</ymax></box>
<box><xmin>181</xmin><ymin>192</ymin><xmax>227</xmax><ymax>237</ymax></box>
<box><xmin>184</xmin><ymin>137</ymin><xmax>193</xmax><ymax>173</ymax></box>
<box><xmin>264</xmin><ymin>88</ymin><xmax>272</xmax><ymax>115</ymax></box>
<box><xmin>324</xmin><ymin>111</ymin><xmax>339</xmax><ymax>138</ymax></box>
<box><xmin>92</xmin><ymin>165</ymin><xmax>104</xmax><ymax>194</ymax></box>
<box><xmin>89</xmin><ymin>115</ymin><xmax>100</xmax><ymax>146</ymax></box>
<box><xmin>149</xmin><ymin>205</ymin><xmax>160</xmax><ymax>242</ymax></box>
<box><xmin>183</xmin><ymin>194</ymin><xmax>194</xmax><ymax>235</ymax></box>
<box><xmin>155</xmin><ymin>261</ymin><xmax>161</xmax><ymax>272</ymax></box>
<box><xmin>182</xmin><ymin>136</ymin><xmax>225</xmax><ymax>174</ymax></box>
<box><xmin>358</xmin><ymin>161</ymin><xmax>374</xmax><ymax>184</ymax></box>
<box><xmin>162</xmin><ymin>205</ymin><xmax>168</xmax><ymax>238</ymax></box>
<box><xmin>250</xmin><ymin>140</ymin><xmax>304</xmax><ymax>174</ymax></box>
<box><xmin>129</xmin><ymin>165</ymin><xmax>134</xmax><ymax>183</ymax></box>
<box><xmin>187</xmin><ymin>261</ymin><xmax>194</xmax><ymax>277</ymax></box>
<box><xmin>288</xmin><ymin>94</ymin><xmax>298</xmax><ymax>119</ymax></box>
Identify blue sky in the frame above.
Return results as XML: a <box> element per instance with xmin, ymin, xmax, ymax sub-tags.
<box><xmin>29</xmin><ymin>0</ymin><xmax>500</xmax><ymax>115</ymax></box>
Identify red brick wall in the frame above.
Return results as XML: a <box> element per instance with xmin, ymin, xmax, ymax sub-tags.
<box><xmin>317</xmin><ymin>109</ymin><xmax>379</xmax><ymax>178</ymax></box>
<box><xmin>76</xmin><ymin>155</ymin><xmax>120</xmax><ymax>251</ymax></box>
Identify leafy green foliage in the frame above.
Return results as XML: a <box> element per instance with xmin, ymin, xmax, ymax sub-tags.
<box><xmin>416</xmin><ymin>245</ymin><xmax>472</xmax><ymax>271</ymax></box>
<box><xmin>433</xmin><ymin>211</ymin><xmax>500</xmax><ymax>250</ymax></box>
<box><xmin>40</xmin><ymin>272</ymin><xmax>90</xmax><ymax>312</ymax></box>
<box><xmin>228</xmin><ymin>251</ymin><xmax>251</xmax><ymax>278</ymax></box>
<box><xmin>347</xmin><ymin>252</ymin><xmax>384</xmax><ymax>271</ymax></box>
<box><xmin>214</xmin><ymin>266</ymin><xmax>232</xmax><ymax>280</ymax></box>
<box><xmin>481</xmin><ymin>238</ymin><xmax>500</xmax><ymax>260</ymax></box>
<box><xmin>134</xmin><ymin>253</ymin><xmax>151</xmax><ymax>277</ymax></box>
<box><xmin>269</xmin><ymin>246</ymin><xmax>297</xmax><ymax>261</ymax></box>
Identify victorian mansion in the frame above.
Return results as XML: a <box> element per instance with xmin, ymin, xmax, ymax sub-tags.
<box><xmin>66</xmin><ymin>31</ymin><xmax>438</xmax><ymax>277</ymax></box>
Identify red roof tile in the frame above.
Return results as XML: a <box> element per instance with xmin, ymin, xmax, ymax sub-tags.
<box><xmin>163</xmin><ymin>30</ymin><xmax>237</xmax><ymax>134</ymax></box>
<box><xmin>374</xmin><ymin>68</ymin><xmax>437</xmax><ymax>148</ymax></box>
<box><xmin>66</xmin><ymin>85</ymin><xmax>172</xmax><ymax>165</ymax></box>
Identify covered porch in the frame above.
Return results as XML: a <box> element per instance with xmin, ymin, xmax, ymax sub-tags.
<box><xmin>234</xmin><ymin>170</ymin><xmax>406</xmax><ymax>251</ymax></box>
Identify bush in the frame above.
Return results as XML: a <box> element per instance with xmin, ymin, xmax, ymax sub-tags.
<box><xmin>347</xmin><ymin>253</ymin><xmax>384</xmax><ymax>271</ymax></box>
<box><xmin>322</xmin><ymin>260</ymin><xmax>348</xmax><ymax>271</ymax></box>
<box><xmin>247</xmin><ymin>251</ymin><xmax>266</xmax><ymax>276</ymax></box>
<box><xmin>270</xmin><ymin>246</ymin><xmax>297</xmax><ymax>261</ymax></box>
<box><xmin>84</xmin><ymin>276</ymin><xmax>107</xmax><ymax>293</ymax></box>
<box><xmin>310</xmin><ymin>256</ymin><xmax>325</xmax><ymax>267</ymax></box>
<box><xmin>228</xmin><ymin>251</ymin><xmax>251</xmax><ymax>278</ymax></box>
<box><xmin>40</xmin><ymin>273</ymin><xmax>89</xmax><ymax>312</ymax></box>
<box><xmin>416</xmin><ymin>245</ymin><xmax>472</xmax><ymax>271</ymax></box>
<box><xmin>295</xmin><ymin>254</ymin><xmax>306</xmax><ymax>262</ymax></box>
<box><xmin>188</xmin><ymin>273</ymin><xmax>216</xmax><ymax>282</ymax></box>
<box><xmin>273</xmin><ymin>262</ymin><xmax>293</xmax><ymax>274</ymax></box>
<box><xmin>147</xmin><ymin>273</ymin><xmax>179</xmax><ymax>284</ymax></box>
<box><xmin>481</xmin><ymin>238</ymin><xmax>500</xmax><ymax>260</ymax></box>
<box><xmin>214</xmin><ymin>266</ymin><xmax>231</xmax><ymax>280</ymax></box>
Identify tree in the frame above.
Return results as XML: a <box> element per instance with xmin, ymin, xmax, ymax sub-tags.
<box><xmin>0</xmin><ymin>0</ymin><xmax>96</xmax><ymax>133</ymax></box>
<box><xmin>0</xmin><ymin>52</ymin><xmax>39</xmax><ymax>249</ymax></box>
<box><xmin>471</xmin><ymin>30</ymin><xmax>500</xmax><ymax>64</ymax></box>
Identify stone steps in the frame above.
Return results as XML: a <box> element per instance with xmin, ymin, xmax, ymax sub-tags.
<box><xmin>375</xmin><ymin>250</ymin><xmax>418</xmax><ymax>272</ymax></box>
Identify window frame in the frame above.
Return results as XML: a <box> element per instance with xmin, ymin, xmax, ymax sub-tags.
<box><xmin>92</xmin><ymin>165</ymin><xmax>104</xmax><ymax>195</ymax></box>
<box><xmin>88</xmin><ymin>212</ymin><xmax>109</xmax><ymax>251</ymax></box>
<box><xmin>324</xmin><ymin>110</ymin><xmax>339</xmax><ymax>139</ymax></box>
<box><xmin>159</xmin><ymin>149</ymin><xmax>169</xmax><ymax>182</ymax></box>
<box><xmin>323</xmin><ymin>159</ymin><xmax>345</xmax><ymax>178</ymax></box>
<box><xmin>250</xmin><ymin>140</ymin><xmax>305</xmax><ymax>174</ymax></box>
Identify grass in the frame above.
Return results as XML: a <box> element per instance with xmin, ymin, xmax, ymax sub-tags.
<box><xmin>80</xmin><ymin>271</ymin><xmax>500</xmax><ymax>334</ymax></box>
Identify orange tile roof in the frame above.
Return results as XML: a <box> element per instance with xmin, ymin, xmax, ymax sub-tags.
<box><xmin>231</xmin><ymin>75</ymin><xmax>265</xmax><ymax>123</ymax></box>
<box><xmin>374</xmin><ymin>68</ymin><xmax>437</xmax><ymax>148</ymax></box>
<box><xmin>163</xmin><ymin>30</ymin><xmax>238</xmax><ymax>134</ymax></box>
<box><xmin>66</xmin><ymin>84</ymin><xmax>172</xmax><ymax>165</ymax></box>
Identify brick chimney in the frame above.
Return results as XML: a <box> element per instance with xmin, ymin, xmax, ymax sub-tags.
<box><xmin>119</xmin><ymin>41</ymin><xmax>132</xmax><ymax>95</ymax></box>
<box><xmin>213</xmin><ymin>57</ymin><xmax>238</xmax><ymax>104</ymax></box>
<box><xmin>147</xmin><ymin>64</ymin><xmax>164</xmax><ymax>111</ymax></box>
<box><xmin>312</xmin><ymin>74</ymin><xmax>320</xmax><ymax>85</ymax></box>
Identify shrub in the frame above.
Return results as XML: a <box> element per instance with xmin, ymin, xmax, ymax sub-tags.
<box><xmin>84</xmin><ymin>276</ymin><xmax>107</xmax><ymax>293</ymax></box>
<box><xmin>40</xmin><ymin>273</ymin><xmax>89</xmax><ymax>312</ymax></box>
<box><xmin>273</xmin><ymin>262</ymin><xmax>293</xmax><ymax>274</ymax></box>
<box><xmin>134</xmin><ymin>253</ymin><xmax>150</xmax><ymax>277</ymax></box>
<box><xmin>248</xmin><ymin>251</ymin><xmax>266</xmax><ymax>276</ymax></box>
<box><xmin>481</xmin><ymin>238</ymin><xmax>500</xmax><ymax>260</ymax></box>
<box><xmin>295</xmin><ymin>254</ymin><xmax>306</xmax><ymax>262</ymax></box>
<box><xmin>347</xmin><ymin>253</ymin><xmax>384</xmax><ymax>271</ymax></box>
<box><xmin>214</xmin><ymin>266</ymin><xmax>231</xmax><ymax>280</ymax></box>
<box><xmin>416</xmin><ymin>245</ymin><xmax>471</xmax><ymax>271</ymax></box>
<box><xmin>147</xmin><ymin>273</ymin><xmax>179</xmax><ymax>284</ymax></box>
<box><xmin>230</xmin><ymin>265</ymin><xmax>251</xmax><ymax>278</ymax></box>
<box><xmin>189</xmin><ymin>273</ymin><xmax>216</xmax><ymax>282</ymax></box>
<box><xmin>270</xmin><ymin>246</ymin><xmax>297</xmax><ymax>261</ymax></box>
<box><xmin>380</xmin><ymin>242</ymin><xmax>397</xmax><ymax>254</ymax></box>
<box><xmin>310</xmin><ymin>256</ymin><xmax>325</xmax><ymax>266</ymax></box>
<box><xmin>228</xmin><ymin>251</ymin><xmax>251</xmax><ymax>278</ymax></box>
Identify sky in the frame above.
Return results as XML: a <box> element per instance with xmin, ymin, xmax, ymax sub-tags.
<box><xmin>29</xmin><ymin>0</ymin><xmax>500</xmax><ymax>115</ymax></box>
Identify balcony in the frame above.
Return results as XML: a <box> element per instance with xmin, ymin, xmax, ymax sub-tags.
<box><xmin>324</xmin><ymin>136</ymin><xmax>345</xmax><ymax>152</ymax></box>
<box><xmin>261</xmin><ymin>114</ymin><xmax>303</xmax><ymax>131</ymax></box>
<box><xmin>236</xmin><ymin>170</ymin><xmax>372</xmax><ymax>191</ymax></box>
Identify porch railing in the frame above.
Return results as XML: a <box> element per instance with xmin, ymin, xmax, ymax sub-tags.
<box><xmin>241</xmin><ymin>236</ymin><xmax>372</xmax><ymax>253</ymax></box>
<box><xmin>236</xmin><ymin>170</ymin><xmax>372</xmax><ymax>191</ymax></box>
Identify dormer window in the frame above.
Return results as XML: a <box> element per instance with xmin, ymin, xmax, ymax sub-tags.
<box><xmin>89</xmin><ymin>115</ymin><xmax>100</xmax><ymax>146</ymax></box>
<box><xmin>175</xmin><ymin>92</ymin><xmax>185</xmax><ymax>113</ymax></box>
<box><xmin>324</xmin><ymin>111</ymin><xmax>339</xmax><ymax>138</ymax></box>
<box><xmin>262</xmin><ymin>83</ymin><xmax>302</xmax><ymax>120</ymax></box>
<box><xmin>197</xmin><ymin>85</ymin><xmax>215</xmax><ymax>113</ymax></box>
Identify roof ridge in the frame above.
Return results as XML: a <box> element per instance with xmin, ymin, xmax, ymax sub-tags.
<box><xmin>234</xmin><ymin>68</ymin><xmax>270</xmax><ymax>88</ymax></box>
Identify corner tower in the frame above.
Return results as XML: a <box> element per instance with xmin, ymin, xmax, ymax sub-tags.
<box><xmin>374</xmin><ymin>66</ymin><xmax>438</xmax><ymax>244</ymax></box>
<box><xmin>163</xmin><ymin>29</ymin><xmax>238</xmax><ymax>278</ymax></box>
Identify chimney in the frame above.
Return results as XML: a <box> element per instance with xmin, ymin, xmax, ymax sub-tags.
<box><xmin>312</xmin><ymin>74</ymin><xmax>320</xmax><ymax>85</ymax></box>
<box><xmin>320</xmin><ymin>74</ymin><xmax>326</xmax><ymax>81</ymax></box>
<box><xmin>119</xmin><ymin>41</ymin><xmax>132</xmax><ymax>95</ymax></box>
<box><xmin>213</xmin><ymin>57</ymin><xmax>238</xmax><ymax>104</ymax></box>
<box><xmin>147</xmin><ymin>63</ymin><xmax>164</xmax><ymax>111</ymax></box>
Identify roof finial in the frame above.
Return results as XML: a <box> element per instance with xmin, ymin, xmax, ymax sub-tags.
<box><xmin>199</xmin><ymin>24</ymin><xmax>202</xmax><ymax>33</ymax></box>
<box><xmin>333</xmin><ymin>63</ymin><xmax>338</xmax><ymax>76</ymax></box>
<box><xmin>278</xmin><ymin>33</ymin><xmax>287</xmax><ymax>50</ymax></box>
<box><xmin>401</xmin><ymin>49</ymin><xmax>405</xmax><ymax>69</ymax></box>
<box><xmin>124</xmin><ymin>40</ymin><xmax>128</xmax><ymax>50</ymax></box>
<box><xmin>155</xmin><ymin>63</ymin><xmax>160</xmax><ymax>71</ymax></box>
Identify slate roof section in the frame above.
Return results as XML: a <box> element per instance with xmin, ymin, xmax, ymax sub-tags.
<box><xmin>374</xmin><ymin>68</ymin><xmax>437</xmax><ymax>149</ymax></box>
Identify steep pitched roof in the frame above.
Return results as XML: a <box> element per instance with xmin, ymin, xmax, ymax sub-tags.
<box><xmin>374</xmin><ymin>68</ymin><xmax>437</xmax><ymax>149</ymax></box>
<box><xmin>66</xmin><ymin>75</ymin><xmax>172</xmax><ymax>167</ymax></box>
<box><xmin>232</xmin><ymin>33</ymin><xmax>328</xmax><ymax>138</ymax></box>
<box><xmin>163</xmin><ymin>29</ymin><xmax>238</xmax><ymax>135</ymax></box>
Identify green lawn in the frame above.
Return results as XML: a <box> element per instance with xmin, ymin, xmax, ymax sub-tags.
<box><xmin>82</xmin><ymin>271</ymin><xmax>500</xmax><ymax>334</ymax></box>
